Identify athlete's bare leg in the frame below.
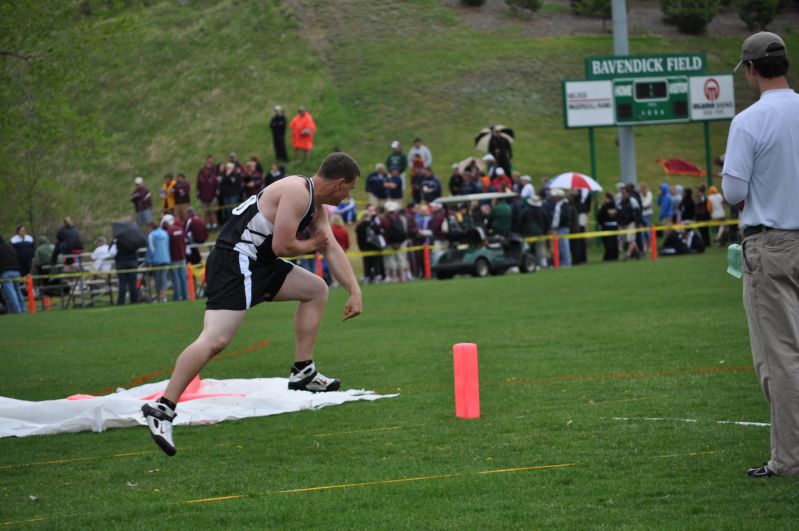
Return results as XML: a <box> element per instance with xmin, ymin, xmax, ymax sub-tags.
<box><xmin>274</xmin><ymin>265</ymin><xmax>328</xmax><ymax>362</ymax></box>
<box><xmin>161</xmin><ymin>309</ymin><xmax>246</xmax><ymax>403</ymax></box>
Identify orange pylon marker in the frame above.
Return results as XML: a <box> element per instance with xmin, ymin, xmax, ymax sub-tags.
<box><xmin>453</xmin><ymin>343</ymin><xmax>480</xmax><ymax>419</ymax></box>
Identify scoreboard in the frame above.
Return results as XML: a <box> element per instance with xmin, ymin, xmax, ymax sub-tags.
<box><xmin>612</xmin><ymin>76</ymin><xmax>689</xmax><ymax>125</ymax></box>
<box><xmin>563</xmin><ymin>53</ymin><xmax>735</xmax><ymax>129</ymax></box>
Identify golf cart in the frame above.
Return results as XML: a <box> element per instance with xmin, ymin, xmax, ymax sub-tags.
<box><xmin>431</xmin><ymin>192</ymin><xmax>536</xmax><ymax>279</ymax></box>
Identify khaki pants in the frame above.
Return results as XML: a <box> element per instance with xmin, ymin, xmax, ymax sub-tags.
<box><xmin>743</xmin><ymin>229</ymin><xmax>799</xmax><ymax>475</ymax></box>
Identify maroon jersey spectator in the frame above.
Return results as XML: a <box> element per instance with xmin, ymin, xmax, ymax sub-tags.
<box><xmin>162</xmin><ymin>215</ymin><xmax>188</xmax><ymax>301</ymax></box>
<box><xmin>243</xmin><ymin>160</ymin><xmax>264</xmax><ymax>199</ymax></box>
<box><xmin>166</xmin><ymin>221</ymin><xmax>186</xmax><ymax>262</ymax></box>
<box><xmin>330</xmin><ymin>215</ymin><xmax>349</xmax><ymax>251</ymax></box>
<box><xmin>172</xmin><ymin>173</ymin><xmax>191</xmax><ymax>221</ymax></box>
<box><xmin>197</xmin><ymin>155</ymin><xmax>219</xmax><ymax>230</ymax></box>
<box><xmin>184</xmin><ymin>207</ymin><xmax>208</xmax><ymax>265</ymax></box>
<box><xmin>490</xmin><ymin>168</ymin><xmax>513</xmax><ymax>193</ymax></box>
<box><xmin>131</xmin><ymin>177</ymin><xmax>153</xmax><ymax>230</ymax></box>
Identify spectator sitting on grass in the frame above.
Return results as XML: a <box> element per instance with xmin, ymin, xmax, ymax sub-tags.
<box><xmin>660</xmin><ymin>227</ymin><xmax>706</xmax><ymax>255</ymax></box>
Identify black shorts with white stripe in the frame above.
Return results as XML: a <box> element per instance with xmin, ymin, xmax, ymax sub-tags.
<box><xmin>205</xmin><ymin>247</ymin><xmax>294</xmax><ymax>311</ymax></box>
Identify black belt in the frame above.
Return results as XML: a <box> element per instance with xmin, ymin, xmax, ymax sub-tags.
<box><xmin>743</xmin><ymin>225</ymin><xmax>776</xmax><ymax>238</ymax></box>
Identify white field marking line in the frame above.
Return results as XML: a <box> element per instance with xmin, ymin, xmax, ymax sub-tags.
<box><xmin>313</xmin><ymin>426</ymin><xmax>401</xmax><ymax>437</ymax></box>
<box><xmin>588</xmin><ymin>396</ymin><xmax>661</xmax><ymax>405</ymax></box>
<box><xmin>610</xmin><ymin>417</ymin><xmax>770</xmax><ymax>427</ymax></box>
<box><xmin>183</xmin><ymin>463</ymin><xmax>577</xmax><ymax>504</ymax></box>
<box><xmin>655</xmin><ymin>450</ymin><xmax>721</xmax><ymax>459</ymax></box>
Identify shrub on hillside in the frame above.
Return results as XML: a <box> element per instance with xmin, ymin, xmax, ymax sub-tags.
<box><xmin>570</xmin><ymin>0</ymin><xmax>612</xmax><ymax>18</ymax></box>
<box><xmin>460</xmin><ymin>0</ymin><xmax>486</xmax><ymax>6</ymax></box>
<box><xmin>506</xmin><ymin>0</ymin><xmax>543</xmax><ymax>11</ymax></box>
<box><xmin>660</xmin><ymin>0</ymin><xmax>720</xmax><ymax>34</ymax></box>
<box><xmin>735</xmin><ymin>0</ymin><xmax>779</xmax><ymax>30</ymax></box>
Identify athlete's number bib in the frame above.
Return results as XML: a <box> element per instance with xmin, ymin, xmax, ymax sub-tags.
<box><xmin>231</xmin><ymin>195</ymin><xmax>258</xmax><ymax>216</ymax></box>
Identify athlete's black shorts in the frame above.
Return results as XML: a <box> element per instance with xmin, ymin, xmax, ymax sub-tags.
<box><xmin>205</xmin><ymin>247</ymin><xmax>294</xmax><ymax>310</ymax></box>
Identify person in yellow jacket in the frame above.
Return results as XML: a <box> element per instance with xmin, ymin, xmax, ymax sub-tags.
<box><xmin>160</xmin><ymin>173</ymin><xmax>176</xmax><ymax>212</ymax></box>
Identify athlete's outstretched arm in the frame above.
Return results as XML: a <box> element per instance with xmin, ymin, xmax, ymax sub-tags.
<box><xmin>314</xmin><ymin>207</ymin><xmax>362</xmax><ymax>321</ymax></box>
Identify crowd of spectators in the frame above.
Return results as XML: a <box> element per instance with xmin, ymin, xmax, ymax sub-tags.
<box><xmin>352</xmin><ymin>137</ymin><xmax>737</xmax><ymax>282</ymax></box>
<box><xmin>1</xmin><ymin>123</ymin><xmax>738</xmax><ymax>312</ymax></box>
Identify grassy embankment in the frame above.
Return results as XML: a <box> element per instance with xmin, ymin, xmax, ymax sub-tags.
<box><xmin>6</xmin><ymin>0</ymin><xmax>797</xmax><ymax>239</ymax></box>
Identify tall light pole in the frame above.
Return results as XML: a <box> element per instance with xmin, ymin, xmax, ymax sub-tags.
<box><xmin>613</xmin><ymin>0</ymin><xmax>637</xmax><ymax>184</ymax></box>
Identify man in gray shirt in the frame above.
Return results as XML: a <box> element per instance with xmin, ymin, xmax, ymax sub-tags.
<box><xmin>722</xmin><ymin>31</ymin><xmax>799</xmax><ymax>478</ymax></box>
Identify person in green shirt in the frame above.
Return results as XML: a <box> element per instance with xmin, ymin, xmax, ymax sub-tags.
<box><xmin>488</xmin><ymin>199</ymin><xmax>513</xmax><ymax>237</ymax></box>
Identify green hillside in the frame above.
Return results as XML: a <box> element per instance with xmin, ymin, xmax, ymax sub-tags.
<box><xmin>2</xmin><ymin>0</ymin><xmax>797</xmax><ymax>238</ymax></box>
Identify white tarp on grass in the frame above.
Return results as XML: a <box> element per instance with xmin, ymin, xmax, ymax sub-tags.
<box><xmin>0</xmin><ymin>377</ymin><xmax>398</xmax><ymax>438</ymax></box>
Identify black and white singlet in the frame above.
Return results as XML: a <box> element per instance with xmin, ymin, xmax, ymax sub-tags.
<box><xmin>214</xmin><ymin>175</ymin><xmax>316</xmax><ymax>263</ymax></box>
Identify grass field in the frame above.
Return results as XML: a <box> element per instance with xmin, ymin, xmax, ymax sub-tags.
<box><xmin>2</xmin><ymin>247</ymin><xmax>796</xmax><ymax>528</ymax></box>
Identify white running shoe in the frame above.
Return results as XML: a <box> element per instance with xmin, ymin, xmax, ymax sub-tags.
<box><xmin>288</xmin><ymin>362</ymin><xmax>341</xmax><ymax>392</ymax></box>
<box><xmin>142</xmin><ymin>402</ymin><xmax>177</xmax><ymax>456</ymax></box>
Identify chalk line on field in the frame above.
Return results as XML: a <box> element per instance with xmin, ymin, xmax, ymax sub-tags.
<box><xmin>183</xmin><ymin>463</ymin><xmax>577</xmax><ymax>504</ymax></box>
<box><xmin>313</xmin><ymin>426</ymin><xmax>401</xmax><ymax>437</ymax></box>
<box><xmin>610</xmin><ymin>417</ymin><xmax>770</xmax><ymax>427</ymax></box>
<box><xmin>655</xmin><ymin>450</ymin><xmax>721</xmax><ymax>458</ymax></box>
<box><xmin>0</xmin><ymin>450</ymin><xmax>153</xmax><ymax>470</ymax></box>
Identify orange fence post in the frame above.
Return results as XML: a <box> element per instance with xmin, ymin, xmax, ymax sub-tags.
<box><xmin>315</xmin><ymin>252</ymin><xmax>324</xmax><ymax>278</ymax></box>
<box><xmin>26</xmin><ymin>274</ymin><xmax>35</xmax><ymax>314</ymax></box>
<box><xmin>650</xmin><ymin>225</ymin><xmax>658</xmax><ymax>261</ymax></box>
<box><xmin>423</xmin><ymin>243</ymin><xmax>431</xmax><ymax>280</ymax></box>
<box><xmin>552</xmin><ymin>233</ymin><xmax>560</xmax><ymax>269</ymax></box>
<box><xmin>186</xmin><ymin>264</ymin><xmax>196</xmax><ymax>301</ymax></box>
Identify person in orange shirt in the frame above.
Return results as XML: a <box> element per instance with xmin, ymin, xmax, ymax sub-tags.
<box><xmin>289</xmin><ymin>106</ymin><xmax>317</xmax><ymax>163</ymax></box>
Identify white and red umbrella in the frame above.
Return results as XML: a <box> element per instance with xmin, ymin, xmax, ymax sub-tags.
<box><xmin>549</xmin><ymin>172</ymin><xmax>603</xmax><ymax>192</ymax></box>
